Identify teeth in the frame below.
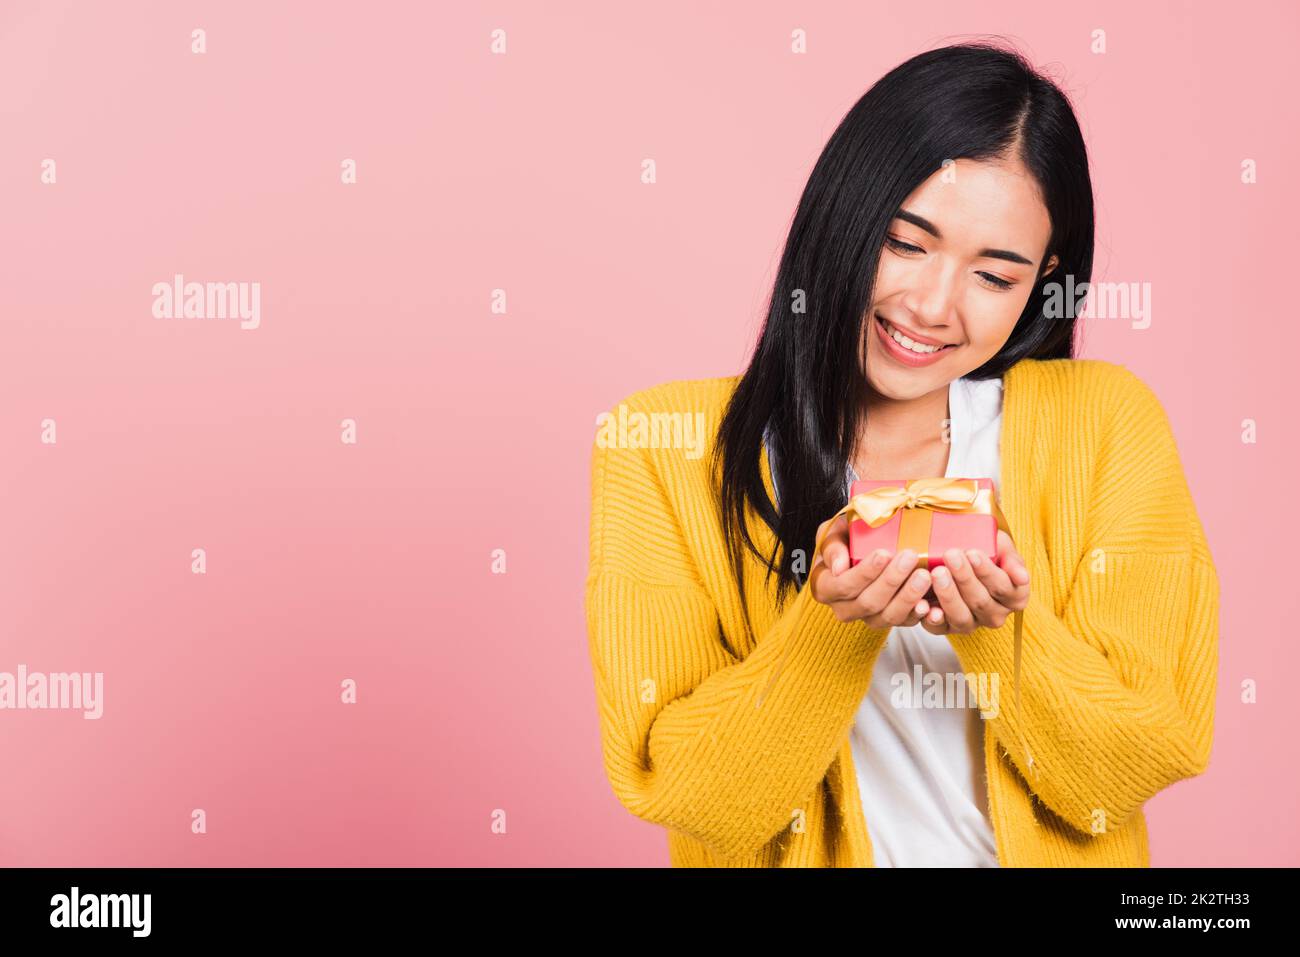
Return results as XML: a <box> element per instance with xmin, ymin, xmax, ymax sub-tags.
<box><xmin>883</xmin><ymin>318</ymin><xmax>946</xmax><ymax>354</ymax></box>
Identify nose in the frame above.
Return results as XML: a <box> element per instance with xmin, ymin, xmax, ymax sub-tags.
<box><xmin>899</xmin><ymin>256</ymin><xmax>960</xmax><ymax>330</ymax></box>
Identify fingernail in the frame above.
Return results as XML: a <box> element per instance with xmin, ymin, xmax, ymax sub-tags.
<box><xmin>910</xmin><ymin>569</ymin><xmax>929</xmax><ymax>591</ymax></box>
<box><xmin>873</xmin><ymin>549</ymin><xmax>891</xmax><ymax>567</ymax></box>
<box><xmin>945</xmin><ymin>548</ymin><xmax>964</xmax><ymax>571</ymax></box>
<box><xmin>897</xmin><ymin>549</ymin><xmax>917</xmax><ymax>570</ymax></box>
<box><xmin>966</xmin><ymin>549</ymin><xmax>983</xmax><ymax>567</ymax></box>
<box><xmin>832</xmin><ymin>554</ymin><xmax>847</xmax><ymax>574</ymax></box>
<box><xmin>933</xmin><ymin>566</ymin><xmax>952</xmax><ymax>587</ymax></box>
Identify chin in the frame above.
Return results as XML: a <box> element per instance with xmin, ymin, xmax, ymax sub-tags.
<box><xmin>866</xmin><ymin>366</ymin><xmax>942</xmax><ymax>399</ymax></box>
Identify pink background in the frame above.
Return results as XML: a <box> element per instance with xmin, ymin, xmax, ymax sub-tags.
<box><xmin>1</xmin><ymin>1</ymin><xmax>1296</xmax><ymax>866</ymax></box>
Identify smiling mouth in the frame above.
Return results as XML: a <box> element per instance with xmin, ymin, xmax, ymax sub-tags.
<box><xmin>875</xmin><ymin>313</ymin><xmax>958</xmax><ymax>354</ymax></box>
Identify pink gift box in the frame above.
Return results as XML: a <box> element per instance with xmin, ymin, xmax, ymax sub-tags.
<box><xmin>847</xmin><ymin>478</ymin><xmax>1000</xmax><ymax>569</ymax></box>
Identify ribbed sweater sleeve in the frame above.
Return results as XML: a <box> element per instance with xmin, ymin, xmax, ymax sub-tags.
<box><xmin>584</xmin><ymin>384</ymin><xmax>890</xmax><ymax>863</ymax></box>
<box><xmin>948</xmin><ymin>367</ymin><xmax>1219</xmax><ymax>836</ymax></box>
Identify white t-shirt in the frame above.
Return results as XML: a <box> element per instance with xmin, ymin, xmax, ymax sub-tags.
<box><xmin>764</xmin><ymin>374</ymin><xmax>1005</xmax><ymax>867</ymax></box>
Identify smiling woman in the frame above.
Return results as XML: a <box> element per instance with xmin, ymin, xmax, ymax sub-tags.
<box><xmin>865</xmin><ymin>165</ymin><xmax>1058</xmax><ymax>386</ymax></box>
<box><xmin>584</xmin><ymin>41</ymin><xmax>1218</xmax><ymax>868</ymax></box>
<box><xmin>849</xmin><ymin>154</ymin><xmax>1063</xmax><ymax>504</ymax></box>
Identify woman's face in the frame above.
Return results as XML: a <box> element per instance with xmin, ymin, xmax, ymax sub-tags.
<box><xmin>863</xmin><ymin>156</ymin><xmax>1058</xmax><ymax>401</ymax></box>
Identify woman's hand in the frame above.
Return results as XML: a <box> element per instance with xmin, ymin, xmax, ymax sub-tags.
<box><xmin>809</xmin><ymin>514</ymin><xmax>936</xmax><ymax>627</ymax></box>
<box><xmin>917</xmin><ymin>528</ymin><xmax>1031</xmax><ymax>635</ymax></box>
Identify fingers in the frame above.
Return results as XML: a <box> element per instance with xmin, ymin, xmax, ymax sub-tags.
<box><xmin>850</xmin><ymin>550</ymin><xmax>931</xmax><ymax>625</ymax></box>
<box><xmin>811</xmin><ymin>530</ymin><xmax>894</xmax><ymax>605</ymax></box>
<box><xmin>918</xmin><ymin>595</ymin><xmax>946</xmax><ymax>633</ymax></box>
<box><xmin>818</xmin><ymin>550</ymin><xmax>894</xmax><ymax>613</ymax></box>
<box><xmin>937</xmin><ymin>548</ymin><xmax>1011</xmax><ymax>631</ymax></box>
<box><xmin>899</xmin><ymin>598</ymin><xmax>929</xmax><ymax>628</ymax></box>
<box><xmin>965</xmin><ymin>545</ymin><xmax>1028</xmax><ymax>618</ymax></box>
<box><xmin>995</xmin><ymin>529</ymin><xmax>1031</xmax><ymax>587</ymax></box>
<box><xmin>930</xmin><ymin>554</ymin><xmax>976</xmax><ymax>631</ymax></box>
<box><xmin>817</xmin><ymin>515</ymin><xmax>851</xmax><ymax>575</ymax></box>
<box><xmin>970</xmin><ymin>544</ymin><xmax>1028</xmax><ymax>614</ymax></box>
<box><xmin>884</xmin><ymin>566</ymin><xmax>934</xmax><ymax>624</ymax></box>
<box><xmin>899</xmin><ymin>584</ymin><xmax>933</xmax><ymax>629</ymax></box>
<box><xmin>992</xmin><ymin>532</ymin><xmax>1032</xmax><ymax>609</ymax></box>
<box><xmin>919</xmin><ymin>607</ymin><xmax>947</xmax><ymax>634</ymax></box>
<box><xmin>809</xmin><ymin>516</ymin><xmax>844</xmax><ymax>599</ymax></box>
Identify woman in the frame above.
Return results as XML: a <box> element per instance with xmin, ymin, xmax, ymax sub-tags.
<box><xmin>584</xmin><ymin>42</ymin><xmax>1218</xmax><ymax>867</ymax></box>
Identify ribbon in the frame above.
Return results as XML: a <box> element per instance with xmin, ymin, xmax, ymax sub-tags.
<box><xmin>756</xmin><ymin>478</ymin><xmax>1024</xmax><ymax>721</ymax></box>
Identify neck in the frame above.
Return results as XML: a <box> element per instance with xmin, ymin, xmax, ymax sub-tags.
<box><xmin>853</xmin><ymin>381</ymin><xmax>952</xmax><ymax>460</ymax></box>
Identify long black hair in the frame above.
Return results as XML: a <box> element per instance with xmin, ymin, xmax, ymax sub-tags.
<box><xmin>711</xmin><ymin>41</ymin><xmax>1095</xmax><ymax>624</ymax></box>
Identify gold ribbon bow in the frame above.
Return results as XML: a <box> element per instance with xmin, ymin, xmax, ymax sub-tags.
<box><xmin>756</xmin><ymin>478</ymin><xmax>1024</xmax><ymax>720</ymax></box>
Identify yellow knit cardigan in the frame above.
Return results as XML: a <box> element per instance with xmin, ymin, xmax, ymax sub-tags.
<box><xmin>584</xmin><ymin>357</ymin><xmax>1218</xmax><ymax>866</ymax></box>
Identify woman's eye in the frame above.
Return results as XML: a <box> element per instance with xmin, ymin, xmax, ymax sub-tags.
<box><xmin>886</xmin><ymin>237</ymin><xmax>1015</xmax><ymax>291</ymax></box>
<box><xmin>885</xmin><ymin>237</ymin><xmax>923</xmax><ymax>254</ymax></box>
<box><xmin>977</xmin><ymin>272</ymin><xmax>1014</xmax><ymax>290</ymax></box>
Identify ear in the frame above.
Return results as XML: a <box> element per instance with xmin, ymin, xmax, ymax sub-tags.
<box><xmin>1041</xmin><ymin>253</ymin><xmax>1059</xmax><ymax>276</ymax></box>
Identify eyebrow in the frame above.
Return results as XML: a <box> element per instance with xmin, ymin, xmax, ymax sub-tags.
<box><xmin>894</xmin><ymin>208</ymin><xmax>1036</xmax><ymax>266</ymax></box>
